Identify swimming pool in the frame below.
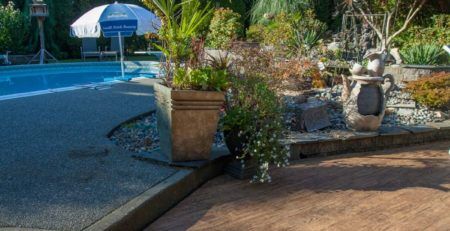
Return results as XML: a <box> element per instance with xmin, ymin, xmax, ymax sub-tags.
<box><xmin>0</xmin><ymin>61</ymin><xmax>160</xmax><ymax>100</ymax></box>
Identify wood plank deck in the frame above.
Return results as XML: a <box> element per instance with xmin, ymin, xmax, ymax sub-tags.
<box><xmin>147</xmin><ymin>141</ymin><xmax>450</xmax><ymax>231</ymax></box>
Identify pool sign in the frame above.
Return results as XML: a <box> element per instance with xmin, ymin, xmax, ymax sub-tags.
<box><xmin>100</xmin><ymin>20</ymin><xmax>138</xmax><ymax>37</ymax></box>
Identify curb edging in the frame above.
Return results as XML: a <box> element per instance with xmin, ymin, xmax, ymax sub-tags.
<box><xmin>84</xmin><ymin>154</ymin><xmax>231</xmax><ymax>231</ymax></box>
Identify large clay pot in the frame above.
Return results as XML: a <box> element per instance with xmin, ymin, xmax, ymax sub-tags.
<box><xmin>154</xmin><ymin>82</ymin><xmax>225</xmax><ymax>162</ymax></box>
<box><xmin>342</xmin><ymin>75</ymin><xmax>394</xmax><ymax>131</ymax></box>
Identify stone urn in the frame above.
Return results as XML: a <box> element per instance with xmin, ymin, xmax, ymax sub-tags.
<box><xmin>154</xmin><ymin>83</ymin><xmax>225</xmax><ymax>162</ymax></box>
<box><xmin>342</xmin><ymin>52</ymin><xmax>395</xmax><ymax>131</ymax></box>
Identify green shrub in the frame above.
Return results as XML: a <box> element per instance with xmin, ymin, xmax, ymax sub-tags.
<box><xmin>200</xmin><ymin>0</ymin><xmax>247</xmax><ymax>25</ymax></box>
<box><xmin>250</xmin><ymin>0</ymin><xmax>311</xmax><ymax>24</ymax></box>
<box><xmin>173</xmin><ymin>66</ymin><xmax>229</xmax><ymax>91</ymax></box>
<box><xmin>206</xmin><ymin>8</ymin><xmax>243</xmax><ymax>49</ymax></box>
<box><xmin>263</xmin><ymin>13</ymin><xmax>294</xmax><ymax>47</ymax></box>
<box><xmin>400</xmin><ymin>44</ymin><xmax>447</xmax><ymax>65</ymax></box>
<box><xmin>222</xmin><ymin>75</ymin><xmax>289</xmax><ymax>183</ymax></box>
<box><xmin>393</xmin><ymin>14</ymin><xmax>450</xmax><ymax>48</ymax></box>
<box><xmin>290</xmin><ymin>10</ymin><xmax>327</xmax><ymax>54</ymax></box>
<box><xmin>151</xmin><ymin>0</ymin><xmax>213</xmax><ymax>80</ymax></box>
<box><xmin>0</xmin><ymin>1</ymin><xmax>28</xmax><ymax>52</ymax></box>
<box><xmin>245</xmin><ymin>11</ymin><xmax>326</xmax><ymax>55</ymax></box>
<box><xmin>246</xmin><ymin>24</ymin><xmax>265</xmax><ymax>43</ymax></box>
<box><xmin>405</xmin><ymin>72</ymin><xmax>450</xmax><ymax>110</ymax></box>
<box><xmin>245</xmin><ymin>13</ymin><xmax>294</xmax><ymax>48</ymax></box>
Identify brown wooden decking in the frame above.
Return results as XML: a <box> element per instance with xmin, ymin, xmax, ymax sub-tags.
<box><xmin>147</xmin><ymin>141</ymin><xmax>450</xmax><ymax>231</ymax></box>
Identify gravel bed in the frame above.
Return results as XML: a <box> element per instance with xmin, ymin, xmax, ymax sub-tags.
<box><xmin>110</xmin><ymin>113</ymin><xmax>225</xmax><ymax>154</ymax></box>
<box><xmin>313</xmin><ymin>85</ymin><xmax>448</xmax><ymax>127</ymax></box>
<box><xmin>112</xmin><ymin>85</ymin><xmax>448</xmax><ymax>152</ymax></box>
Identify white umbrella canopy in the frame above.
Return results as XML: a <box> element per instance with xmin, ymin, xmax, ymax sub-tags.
<box><xmin>70</xmin><ymin>2</ymin><xmax>160</xmax><ymax>78</ymax></box>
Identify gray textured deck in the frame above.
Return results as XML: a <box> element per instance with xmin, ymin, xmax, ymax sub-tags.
<box><xmin>0</xmin><ymin>79</ymin><xmax>178</xmax><ymax>230</ymax></box>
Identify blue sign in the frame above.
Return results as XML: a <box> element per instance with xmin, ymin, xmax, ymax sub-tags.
<box><xmin>100</xmin><ymin>20</ymin><xmax>137</xmax><ymax>37</ymax></box>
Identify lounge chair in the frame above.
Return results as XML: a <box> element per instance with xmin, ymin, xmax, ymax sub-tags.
<box><xmin>102</xmin><ymin>37</ymin><xmax>120</xmax><ymax>61</ymax></box>
<box><xmin>0</xmin><ymin>51</ymin><xmax>11</xmax><ymax>65</ymax></box>
<box><xmin>80</xmin><ymin>38</ymin><xmax>101</xmax><ymax>61</ymax></box>
<box><xmin>134</xmin><ymin>50</ymin><xmax>164</xmax><ymax>60</ymax></box>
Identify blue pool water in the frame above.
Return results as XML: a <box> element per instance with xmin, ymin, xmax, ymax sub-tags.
<box><xmin>0</xmin><ymin>62</ymin><xmax>159</xmax><ymax>98</ymax></box>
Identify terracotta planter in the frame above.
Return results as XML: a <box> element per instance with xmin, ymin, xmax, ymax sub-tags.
<box><xmin>154</xmin><ymin>82</ymin><xmax>225</xmax><ymax>162</ymax></box>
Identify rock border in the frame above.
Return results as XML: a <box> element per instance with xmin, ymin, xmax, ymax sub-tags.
<box><xmin>286</xmin><ymin>120</ymin><xmax>450</xmax><ymax>160</ymax></box>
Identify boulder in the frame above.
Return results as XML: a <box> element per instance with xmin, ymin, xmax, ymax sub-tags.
<box><xmin>291</xmin><ymin>98</ymin><xmax>331</xmax><ymax>132</ymax></box>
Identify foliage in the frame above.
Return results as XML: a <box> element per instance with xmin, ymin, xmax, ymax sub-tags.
<box><xmin>222</xmin><ymin>74</ymin><xmax>289</xmax><ymax>183</ymax></box>
<box><xmin>246</xmin><ymin>24</ymin><xmax>265</xmax><ymax>43</ymax></box>
<box><xmin>273</xmin><ymin>58</ymin><xmax>322</xmax><ymax>90</ymax></box>
<box><xmin>230</xmin><ymin>44</ymin><xmax>323</xmax><ymax>91</ymax></box>
<box><xmin>0</xmin><ymin>1</ymin><xmax>28</xmax><ymax>53</ymax></box>
<box><xmin>393</xmin><ymin>14</ymin><xmax>450</xmax><ymax>48</ymax></box>
<box><xmin>246</xmin><ymin>11</ymin><xmax>326</xmax><ymax>56</ymax></box>
<box><xmin>199</xmin><ymin>0</ymin><xmax>247</xmax><ymax>25</ymax></box>
<box><xmin>310</xmin><ymin>0</ymin><xmax>333</xmax><ymax>26</ymax></box>
<box><xmin>172</xmin><ymin>66</ymin><xmax>229</xmax><ymax>91</ymax></box>
<box><xmin>230</xmin><ymin>44</ymin><xmax>274</xmax><ymax>81</ymax></box>
<box><xmin>290</xmin><ymin>10</ymin><xmax>327</xmax><ymax>54</ymax></box>
<box><xmin>400</xmin><ymin>44</ymin><xmax>447</xmax><ymax>65</ymax></box>
<box><xmin>262</xmin><ymin>13</ymin><xmax>294</xmax><ymax>48</ymax></box>
<box><xmin>151</xmin><ymin>0</ymin><xmax>213</xmax><ymax>79</ymax></box>
<box><xmin>206</xmin><ymin>8</ymin><xmax>243</xmax><ymax>49</ymax></box>
<box><xmin>206</xmin><ymin>51</ymin><xmax>232</xmax><ymax>70</ymax></box>
<box><xmin>246</xmin><ymin>14</ymin><xmax>294</xmax><ymax>46</ymax></box>
<box><xmin>250</xmin><ymin>0</ymin><xmax>311</xmax><ymax>24</ymax></box>
<box><xmin>246</xmin><ymin>14</ymin><xmax>294</xmax><ymax>47</ymax></box>
<box><xmin>405</xmin><ymin>72</ymin><xmax>450</xmax><ymax>110</ymax></box>
<box><xmin>350</xmin><ymin>0</ymin><xmax>428</xmax><ymax>50</ymax></box>
<box><xmin>141</xmin><ymin>0</ymin><xmax>165</xmax><ymax>25</ymax></box>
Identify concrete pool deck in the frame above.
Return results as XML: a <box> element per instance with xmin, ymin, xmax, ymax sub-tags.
<box><xmin>0</xmin><ymin>78</ymin><xmax>180</xmax><ymax>230</ymax></box>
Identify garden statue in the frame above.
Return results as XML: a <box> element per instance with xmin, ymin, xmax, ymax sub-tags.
<box><xmin>341</xmin><ymin>50</ymin><xmax>394</xmax><ymax>131</ymax></box>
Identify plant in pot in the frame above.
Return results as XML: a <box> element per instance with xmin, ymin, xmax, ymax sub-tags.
<box><xmin>150</xmin><ymin>0</ymin><xmax>229</xmax><ymax>162</ymax></box>
<box><xmin>222</xmin><ymin>74</ymin><xmax>290</xmax><ymax>183</ymax></box>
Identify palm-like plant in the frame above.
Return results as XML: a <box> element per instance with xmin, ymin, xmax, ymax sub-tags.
<box><xmin>290</xmin><ymin>11</ymin><xmax>327</xmax><ymax>55</ymax></box>
<box><xmin>400</xmin><ymin>44</ymin><xmax>446</xmax><ymax>65</ymax></box>
<box><xmin>250</xmin><ymin>0</ymin><xmax>311</xmax><ymax>24</ymax></box>
<box><xmin>150</xmin><ymin>0</ymin><xmax>213</xmax><ymax>79</ymax></box>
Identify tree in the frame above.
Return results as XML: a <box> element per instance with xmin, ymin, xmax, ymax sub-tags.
<box><xmin>351</xmin><ymin>0</ymin><xmax>428</xmax><ymax>51</ymax></box>
<box><xmin>0</xmin><ymin>1</ymin><xmax>29</xmax><ymax>52</ymax></box>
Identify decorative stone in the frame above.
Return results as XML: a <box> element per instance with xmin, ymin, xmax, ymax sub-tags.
<box><xmin>342</xmin><ymin>75</ymin><xmax>394</xmax><ymax>131</ymax></box>
<box><xmin>154</xmin><ymin>83</ymin><xmax>225</xmax><ymax>162</ymax></box>
<box><xmin>397</xmin><ymin>108</ymin><xmax>415</xmax><ymax>117</ymax></box>
<box><xmin>293</xmin><ymin>98</ymin><xmax>331</xmax><ymax>132</ymax></box>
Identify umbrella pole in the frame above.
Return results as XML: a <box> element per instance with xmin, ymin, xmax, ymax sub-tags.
<box><xmin>119</xmin><ymin>32</ymin><xmax>125</xmax><ymax>79</ymax></box>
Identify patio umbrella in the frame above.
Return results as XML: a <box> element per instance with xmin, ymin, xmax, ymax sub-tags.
<box><xmin>70</xmin><ymin>2</ymin><xmax>160</xmax><ymax>79</ymax></box>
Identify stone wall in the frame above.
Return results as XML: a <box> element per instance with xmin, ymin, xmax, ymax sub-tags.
<box><xmin>384</xmin><ymin>65</ymin><xmax>450</xmax><ymax>83</ymax></box>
